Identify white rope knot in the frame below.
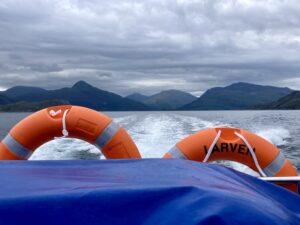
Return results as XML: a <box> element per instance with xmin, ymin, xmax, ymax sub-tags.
<box><xmin>49</xmin><ymin>109</ymin><xmax>69</xmax><ymax>139</ymax></box>
<box><xmin>202</xmin><ymin>129</ymin><xmax>267</xmax><ymax>177</ymax></box>
<box><xmin>49</xmin><ymin>109</ymin><xmax>62</xmax><ymax>117</ymax></box>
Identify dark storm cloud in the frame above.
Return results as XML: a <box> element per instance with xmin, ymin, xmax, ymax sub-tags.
<box><xmin>0</xmin><ymin>0</ymin><xmax>300</xmax><ymax>95</ymax></box>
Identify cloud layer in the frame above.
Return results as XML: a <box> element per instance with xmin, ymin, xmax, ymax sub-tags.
<box><xmin>0</xmin><ymin>0</ymin><xmax>300</xmax><ymax>95</ymax></box>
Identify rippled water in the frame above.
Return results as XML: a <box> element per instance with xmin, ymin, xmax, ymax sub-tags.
<box><xmin>0</xmin><ymin>110</ymin><xmax>299</xmax><ymax>173</ymax></box>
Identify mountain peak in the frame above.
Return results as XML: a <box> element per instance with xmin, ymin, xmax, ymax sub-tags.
<box><xmin>228</xmin><ymin>82</ymin><xmax>260</xmax><ymax>89</ymax></box>
<box><xmin>230</xmin><ymin>82</ymin><xmax>253</xmax><ymax>86</ymax></box>
<box><xmin>143</xmin><ymin>89</ymin><xmax>197</xmax><ymax>110</ymax></box>
<box><xmin>126</xmin><ymin>93</ymin><xmax>149</xmax><ymax>102</ymax></box>
<box><xmin>72</xmin><ymin>80</ymin><xmax>93</xmax><ymax>89</ymax></box>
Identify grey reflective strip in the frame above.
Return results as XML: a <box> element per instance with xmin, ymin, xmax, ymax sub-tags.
<box><xmin>168</xmin><ymin>145</ymin><xmax>187</xmax><ymax>159</ymax></box>
<box><xmin>263</xmin><ymin>151</ymin><xmax>286</xmax><ymax>176</ymax></box>
<box><xmin>95</xmin><ymin>122</ymin><xmax>120</xmax><ymax>149</ymax></box>
<box><xmin>2</xmin><ymin>134</ymin><xmax>33</xmax><ymax>159</ymax></box>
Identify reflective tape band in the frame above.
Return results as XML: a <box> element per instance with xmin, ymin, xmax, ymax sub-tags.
<box><xmin>167</xmin><ymin>145</ymin><xmax>187</xmax><ymax>159</ymax></box>
<box><xmin>95</xmin><ymin>122</ymin><xmax>119</xmax><ymax>149</ymax></box>
<box><xmin>263</xmin><ymin>151</ymin><xmax>286</xmax><ymax>176</ymax></box>
<box><xmin>2</xmin><ymin>134</ymin><xmax>33</xmax><ymax>159</ymax></box>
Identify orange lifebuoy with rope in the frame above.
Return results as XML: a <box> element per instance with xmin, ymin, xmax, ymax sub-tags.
<box><xmin>0</xmin><ymin>105</ymin><xmax>141</xmax><ymax>160</ymax></box>
<box><xmin>164</xmin><ymin>127</ymin><xmax>298</xmax><ymax>192</ymax></box>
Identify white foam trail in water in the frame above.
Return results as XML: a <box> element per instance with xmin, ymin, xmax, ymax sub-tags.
<box><xmin>114</xmin><ymin>115</ymin><xmax>138</xmax><ymax>129</ymax></box>
<box><xmin>255</xmin><ymin>127</ymin><xmax>290</xmax><ymax>146</ymax></box>
<box><xmin>127</xmin><ymin>114</ymin><xmax>187</xmax><ymax>158</ymax></box>
<box><xmin>121</xmin><ymin>113</ymin><xmax>226</xmax><ymax>158</ymax></box>
<box><xmin>31</xmin><ymin>138</ymin><xmax>100</xmax><ymax>160</ymax></box>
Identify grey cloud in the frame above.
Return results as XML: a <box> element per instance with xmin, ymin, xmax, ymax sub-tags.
<box><xmin>28</xmin><ymin>63</ymin><xmax>63</xmax><ymax>73</ymax></box>
<box><xmin>0</xmin><ymin>0</ymin><xmax>300</xmax><ymax>95</ymax></box>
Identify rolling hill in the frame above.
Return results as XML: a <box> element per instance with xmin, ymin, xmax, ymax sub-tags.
<box><xmin>180</xmin><ymin>82</ymin><xmax>293</xmax><ymax>110</ymax></box>
<box><xmin>127</xmin><ymin>90</ymin><xmax>197</xmax><ymax>110</ymax></box>
<box><xmin>262</xmin><ymin>91</ymin><xmax>300</xmax><ymax>109</ymax></box>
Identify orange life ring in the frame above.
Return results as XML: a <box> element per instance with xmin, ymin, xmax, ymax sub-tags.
<box><xmin>0</xmin><ymin>105</ymin><xmax>141</xmax><ymax>160</ymax></box>
<box><xmin>164</xmin><ymin>127</ymin><xmax>298</xmax><ymax>191</ymax></box>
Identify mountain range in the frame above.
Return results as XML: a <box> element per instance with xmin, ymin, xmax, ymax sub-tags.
<box><xmin>0</xmin><ymin>81</ymin><xmax>149</xmax><ymax>111</ymax></box>
<box><xmin>0</xmin><ymin>81</ymin><xmax>299</xmax><ymax>111</ymax></box>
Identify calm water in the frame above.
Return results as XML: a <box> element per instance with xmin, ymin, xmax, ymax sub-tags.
<box><xmin>0</xmin><ymin>111</ymin><xmax>299</xmax><ymax>173</ymax></box>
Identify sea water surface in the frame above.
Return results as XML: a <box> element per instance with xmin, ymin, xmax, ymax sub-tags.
<box><xmin>0</xmin><ymin>110</ymin><xmax>299</xmax><ymax>173</ymax></box>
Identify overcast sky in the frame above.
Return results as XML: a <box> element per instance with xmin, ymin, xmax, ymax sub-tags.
<box><xmin>0</xmin><ymin>0</ymin><xmax>300</xmax><ymax>96</ymax></box>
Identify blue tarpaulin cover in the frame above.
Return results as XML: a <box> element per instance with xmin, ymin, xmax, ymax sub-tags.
<box><xmin>0</xmin><ymin>159</ymin><xmax>299</xmax><ymax>225</ymax></box>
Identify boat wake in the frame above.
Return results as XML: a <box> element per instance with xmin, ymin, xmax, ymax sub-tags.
<box><xmin>256</xmin><ymin>127</ymin><xmax>290</xmax><ymax>146</ymax></box>
<box><xmin>31</xmin><ymin>113</ymin><xmax>292</xmax><ymax>175</ymax></box>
